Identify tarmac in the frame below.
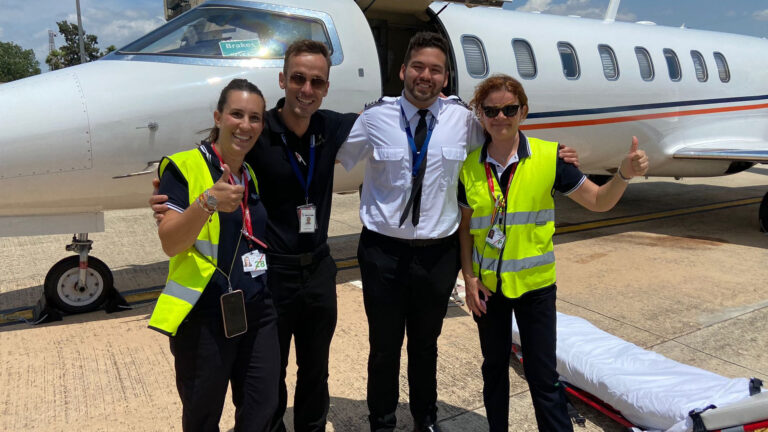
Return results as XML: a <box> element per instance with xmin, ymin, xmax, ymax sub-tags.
<box><xmin>1</xmin><ymin>166</ymin><xmax>767</xmax><ymax>431</ymax></box>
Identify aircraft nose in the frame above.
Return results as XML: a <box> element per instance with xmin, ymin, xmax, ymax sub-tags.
<box><xmin>0</xmin><ymin>70</ymin><xmax>92</xmax><ymax>181</ymax></box>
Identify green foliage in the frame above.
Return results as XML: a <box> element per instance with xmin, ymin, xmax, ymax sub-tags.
<box><xmin>0</xmin><ymin>41</ymin><xmax>41</xmax><ymax>82</ymax></box>
<box><xmin>45</xmin><ymin>20</ymin><xmax>110</xmax><ymax>70</ymax></box>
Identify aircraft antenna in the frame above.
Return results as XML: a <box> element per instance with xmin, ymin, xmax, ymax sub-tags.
<box><xmin>604</xmin><ymin>0</ymin><xmax>620</xmax><ymax>23</ymax></box>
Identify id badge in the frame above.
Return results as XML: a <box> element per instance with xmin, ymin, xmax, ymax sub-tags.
<box><xmin>242</xmin><ymin>250</ymin><xmax>267</xmax><ymax>278</ymax></box>
<box><xmin>220</xmin><ymin>290</ymin><xmax>247</xmax><ymax>338</ymax></box>
<box><xmin>485</xmin><ymin>227</ymin><xmax>506</xmax><ymax>249</ymax></box>
<box><xmin>297</xmin><ymin>204</ymin><xmax>317</xmax><ymax>233</ymax></box>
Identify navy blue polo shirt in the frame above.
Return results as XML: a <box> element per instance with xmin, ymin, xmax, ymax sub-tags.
<box><xmin>245</xmin><ymin>98</ymin><xmax>357</xmax><ymax>255</ymax></box>
<box><xmin>158</xmin><ymin>142</ymin><xmax>269</xmax><ymax>311</ymax></box>
<box><xmin>458</xmin><ymin>132</ymin><xmax>586</xmax><ymax>207</ymax></box>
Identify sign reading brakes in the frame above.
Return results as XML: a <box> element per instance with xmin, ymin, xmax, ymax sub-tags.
<box><xmin>218</xmin><ymin>39</ymin><xmax>261</xmax><ymax>57</ymax></box>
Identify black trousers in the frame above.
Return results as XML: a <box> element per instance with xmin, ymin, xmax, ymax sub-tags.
<box><xmin>475</xmin><ymin>284</ymin><xmax>572</xmax><ymax>432</ymax></box>
<box><xmin>267</xmin><ymin>248</ymin><xmax>338</xmax><ymax>432</ymax></box>
<box><xmin>357</xmin><ymin>228</ymin><xmax>460</xmax><ymax>432</ymax></box>
<box><xmin>170</xmin><ymin>295</ymin><xmax>279</xmax><ymax>432</ymax></box>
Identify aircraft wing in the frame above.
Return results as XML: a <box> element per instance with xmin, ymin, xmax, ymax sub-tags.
<box><xmin>674</xmin><ymin>145</ymin><xmax>768</xmax><ymax>162</ymax></box>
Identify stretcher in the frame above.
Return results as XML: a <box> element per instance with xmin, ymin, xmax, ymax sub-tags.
<box><xmin>510</xmin><ymin>312</ymin><xmax>768</xmax><ymax>432</ymax></box>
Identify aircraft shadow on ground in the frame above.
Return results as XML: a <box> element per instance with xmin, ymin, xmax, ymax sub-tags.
<box><xmin>0</xmin><ymin>261</ymin><xmax>167</xmax><ymax>333</ymax></box>
<box><xmin>553</xmin><ymin>180</ymin><xmax>768</xmax><ymax>249</ymax></box>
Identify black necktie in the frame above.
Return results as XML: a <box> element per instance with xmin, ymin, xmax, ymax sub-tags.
<box><xmin>399</xmin><ymin>109</ymin><xmax>429</xmax><ymax>227</ymax></box>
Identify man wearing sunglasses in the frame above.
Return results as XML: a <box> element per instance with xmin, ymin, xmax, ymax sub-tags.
<box><xmin>151</xmin><ymin>39</ymin><xmax>357</xmax><ymax>432</ymax></box>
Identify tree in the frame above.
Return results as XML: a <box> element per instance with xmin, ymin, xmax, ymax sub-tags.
<box><xmin>45</xmin><ymin>20</ymin><xmax>107</xmax><ymax>70</ymax></box>
<box><xmin>0</xmin><ymin>41</ymin><xmax>41</xmax><ymax>82</ymax></box>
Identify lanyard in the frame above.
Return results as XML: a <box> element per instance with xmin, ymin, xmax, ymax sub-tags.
<box><xmin>484</xmin><ymin>160</ymin><xmax>519</xmax><ymax>225</ymax></box>
<box><xmin>281</xmin><ymin>134</ymin><xmax>316</xmax><ymax>204</ymax></box>
<box><xmin>400</xmin><ymin>105</ymin><xmax>436</xmax><ymax>177</ymax></box>
<box><xmin>210</xmin><ymin>144</ymin><xmax>267</xmax><ymax>250</ymax></box>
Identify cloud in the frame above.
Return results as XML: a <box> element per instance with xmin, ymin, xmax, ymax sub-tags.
<box><xmin>753</xmin><ymin>9</ymin><xmax>768</xmax><ymax>21</ymax></box>
<box><xmin>0</xmin><ymin>26</ymin><xmax>4</xmax><ymax>38</ymax></box>
<box><xmin>64</xmin><ymin>5</ymin><xmax>164</xmax><ymax>49</ymax></box>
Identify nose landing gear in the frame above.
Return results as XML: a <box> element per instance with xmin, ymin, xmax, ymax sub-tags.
<box><xmin>43</xmin><ymin>233</ymin><xmax>114</xmax><ymax>314</ymax></box>
<box><xmin>760</xmin><ymin>192</ymin><xmax>768</xmax><ymax>233</ymax></box>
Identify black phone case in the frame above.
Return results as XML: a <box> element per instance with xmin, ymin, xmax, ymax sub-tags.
<box><xmin>220</xmin><ymin>290</ymin><xmax>247</xmax><ymax>338</ymax></box>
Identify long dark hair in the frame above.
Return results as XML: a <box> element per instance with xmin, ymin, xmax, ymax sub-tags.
<box><xmin>208</xmin><ymin>78</ymin><xmax>265</xmax><ymax>143</ymax></box>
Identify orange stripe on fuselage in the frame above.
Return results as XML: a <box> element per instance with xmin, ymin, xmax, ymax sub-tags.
<box><xmin>521</xmin><ymin>103</ymin><xmax>768</xmax><ymax>130</ymax></box>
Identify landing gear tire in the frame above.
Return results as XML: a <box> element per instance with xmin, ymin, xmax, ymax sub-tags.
<box><xmin>760</xmin><ymin>192</ymin><xmax>768</xmax><ymax>233</ymax></box>
<box><xmin>44</xmin><ymin>256</ymin><xmax>113</xmax><ymax>314</ymax></box>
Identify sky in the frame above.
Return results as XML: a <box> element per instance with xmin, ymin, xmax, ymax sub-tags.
<box><xmin>0</xmin><ymin>0</ymin><xmax>766</xmax><ymax>72</ymax></box>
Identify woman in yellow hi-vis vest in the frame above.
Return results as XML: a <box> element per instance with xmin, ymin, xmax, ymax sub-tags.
<box><xmin>150</xmin><ymin>79</ymin><xmax>278</xmax><ymax>431</ymax></box>
<box><xmin>458</xmin><ymin>74</ymin><xmax>649</xmax><ymax>432</ymax></box>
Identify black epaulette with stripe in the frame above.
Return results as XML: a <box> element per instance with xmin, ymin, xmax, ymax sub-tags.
<box><xmin>446</xmin><ymin>95</ymin><xmax>470</xmax><ymax>110</ymax></box>
<box><xmin>364</xmin><ymin>97</ymin><xmax>386</xmax><ymax>110</ymax></box>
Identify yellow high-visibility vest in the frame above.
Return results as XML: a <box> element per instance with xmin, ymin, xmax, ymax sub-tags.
<box><xmin>459</xmin><ymin>137</ymin><xmax>557</xmax><ymax>299</ymax></box>
<box><xmin>148</xmin><ymin>147</ymin><xmax>258</xmax><ymax>336</ymax></box>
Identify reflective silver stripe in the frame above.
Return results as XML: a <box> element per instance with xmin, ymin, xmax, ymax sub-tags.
<box><xmin>473</xmin><ymin>249</ymin><xmax>555</xmax><ymax>273</ymax></box>
<box><xmin>470</xmin><ymin>209</ymin><xmax>554</xmax><ymax>230</ymax></box>
<box><xmin>470</xmin><ymin>215</ymin><xmax>493</xmax><ymax>230</ymax></box>
<box><xmin>163</xmin><ymin>280</ymin><xmax>202</xmax><ymax>305</ymax></box>
<box><xmin>195</xmin><ymin>239</ymin><xmax>218</xmax><ymax>261</ymax></box>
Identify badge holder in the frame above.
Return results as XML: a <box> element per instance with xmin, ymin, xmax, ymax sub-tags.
<box><xmin>221</xmin><ymin>289</ymin><xmax>247</xmax><ymax>338</ymax></box>
<box><xmin>242</xmin><ymin>249</ymin><xmax>268</xmax><ymax>278</ymax></box>
<box><xmin>297</xmin><ymin>204</ymin><xmax>317</xmax><ymax>233</ymax></box>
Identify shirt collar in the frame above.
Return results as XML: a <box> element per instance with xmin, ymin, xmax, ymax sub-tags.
<box><xmin>399</xmin><ymin>92</ymin><xmax>441</xmax><ymax>122</ymax></box>
<box><xmin>479</xmin><ymin>130</ymin><xmax>531</xmax><ymax>164</ymax></box>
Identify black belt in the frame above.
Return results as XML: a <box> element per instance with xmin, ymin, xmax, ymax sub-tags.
<box><xmin>267</xmin><ymin>243</ymin><xmax>330</xmax><ymax>267</ymax></box>
<box><xmin>363</xmin><ymin>227</ymin><xmax>455</xmax><ymax>247</ymax></box>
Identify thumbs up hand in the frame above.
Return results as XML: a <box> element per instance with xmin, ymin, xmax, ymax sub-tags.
<box><xmin>208</xmin><ymin>164</ymin><xmax>245</xmax><ymax>212</ymax></box>
<box><xmin>619</xmin><ymin>136</ymin><xmax>649</xmax><ymax>179</ymax></box>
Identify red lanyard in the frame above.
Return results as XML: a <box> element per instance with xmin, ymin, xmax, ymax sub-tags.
<box><xmin>210</xmin><ymin>144</ymin><xmax>267</xmax><ymax>249</ymax></box>
<box><xmin>484</xmin><ymin>160</ymin><xmax>518</xmax><ymax>223</ymax></box>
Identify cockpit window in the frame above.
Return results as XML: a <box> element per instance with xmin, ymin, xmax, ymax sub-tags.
<box><xmin>118</xmin><ymin>6</ymin><xmax>331</xmax><ymax>59</ymax></box>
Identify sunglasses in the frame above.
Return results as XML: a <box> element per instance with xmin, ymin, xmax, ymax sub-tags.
<box><xmin>288</xmin><ymin>73</ymin><xmax>327</xmax><ymax>90</ymax></box>
<box><xmin>481</xmin><ymin>104</ymin><xmax>520</xmax><ymax>118</ymax></box>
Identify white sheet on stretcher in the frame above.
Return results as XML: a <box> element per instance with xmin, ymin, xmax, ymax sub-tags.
<box><xmin>511</xmin><ymin>312</ymin><xmax>757</xmax><ymax>432</ymax></box>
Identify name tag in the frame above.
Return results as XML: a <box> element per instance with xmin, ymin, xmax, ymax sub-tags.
<box><xmin>297</xmin><ymin>204</ymin><xmax>317</xmax><ymax>233</ymax></box>
<box><xmin>485</xmin><ymin>227</ymin><xmax>506</xmax><ymax>250</ymax></box>
<box><xmin>242</xmin><ymin>250</ymin><xmax>267</xmax><ymax>278</ymax></box>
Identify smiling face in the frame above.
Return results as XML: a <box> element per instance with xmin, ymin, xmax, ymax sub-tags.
<box><xmin>213</xmin><ymin>90</ymin><xmax>265</xmax><ymax>158</ymax></box>
<box><xmin>279</xmin><ymin>52</ymin><xmax>329</xmax><ymax>120</ymax></box>
<box><xmin>480</xmin><ymin>89</ymin><xmax>528</xmax><ymax>142</ymax></box>
<box><xmin>400</xmin><ymin>47</ymin><xmax>448</xmax><ymax>108</ymax></box>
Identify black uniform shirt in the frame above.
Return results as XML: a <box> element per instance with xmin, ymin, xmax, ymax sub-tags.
<box><xmin>245</xmin><ymin>98</ymin><xmax>357</xmax><ymax>255</ymax></box>
<box><xmin>458</xmin><ymin>131</ymin><xmax>586</xmax><ymax>206</ymax></box>
<box><xmin>159</xmin><ymin>143</ymin><xmax>269</xmax><ymax>311</ymax></box>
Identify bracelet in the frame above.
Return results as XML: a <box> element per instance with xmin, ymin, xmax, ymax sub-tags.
<box><xmin>616</xmin><ymin>168</ymin><xmax>632</xmax><ymax>183</ymax></box>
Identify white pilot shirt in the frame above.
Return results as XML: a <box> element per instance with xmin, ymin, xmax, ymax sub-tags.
<box><xmin>337</xmin><ymin>94</ymin><xmax>485</xmax><ymax>240</ymax></box>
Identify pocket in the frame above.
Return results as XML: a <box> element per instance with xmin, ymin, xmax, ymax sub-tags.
<box><xmin>439</xmin><ymin>146</ymin><xmax>467</xmax><ymax>189</ymax></box>
<box><xmin>372</xmin><ymin>146</ymin><xmax>407</xmax><ymax>187</ymax></box>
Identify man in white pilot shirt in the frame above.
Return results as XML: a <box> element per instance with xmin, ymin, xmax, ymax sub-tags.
<box><xmin>337</xmin><ymin>32</ymin><xmax>578</xmax><ymax>432</ymax></box>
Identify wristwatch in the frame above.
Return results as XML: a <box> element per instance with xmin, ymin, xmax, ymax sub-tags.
<box><xmin>197</xmin><ymin>189</ymin><xmax>217</xmax><ymax>214</ymax></box>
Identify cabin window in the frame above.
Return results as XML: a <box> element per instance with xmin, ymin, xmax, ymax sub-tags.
<box><xmin>663</xmin><ymin>48</ymin><xmax>682</xmax><ymax>81</ymax></box>
<box><xmin>118</xmin><ymin>6</ymin><xmax>331</xmax><ymax>60</ymax></box>
<box><xmin>713</xmin><ymin>52</ymin><xmax>731</xmax><ymax>83</ymax></box>
<box><xmin>598</xmin><ymin>44</ymin><xmax>619</xmax><ymax>80</ymax></box>
<box><xmin>557</xmin><ymin>42</ymin><xmax>580</xmax><ymax>79</ymax></box>
<box><xmin>634</xmin><ymin>47</ymin><xmax>654</xmax><ymax>81</ymax></box>
<box><xmin>512</xmin><ymin>39</ymin><xmax>537</xmax><ymax>79</ymax></box>
<box><xmin>461</xmin><ymin>35</ymin><xmax>488</xmax><ymax>78</ymax></box>
<box><xmin>690</xmin><ymin>50</ymin><xmax>708</xmax><ymax>82</ymax></box>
